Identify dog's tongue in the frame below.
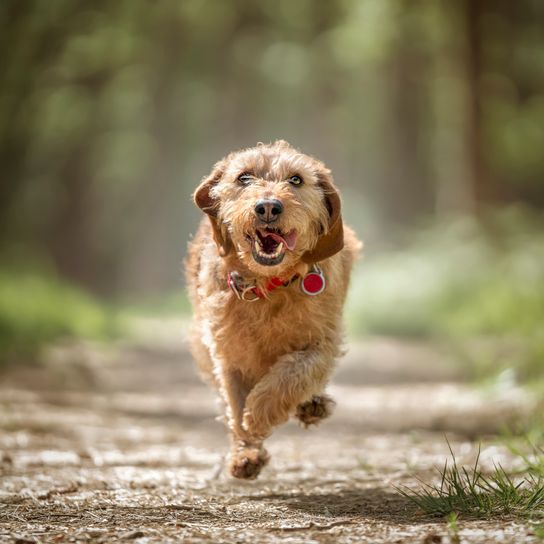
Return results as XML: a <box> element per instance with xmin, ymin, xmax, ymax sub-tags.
<box><xmin>264</xmin><ymin>230</ymin><xmax>297</xmax><ymax>250</ymax></box>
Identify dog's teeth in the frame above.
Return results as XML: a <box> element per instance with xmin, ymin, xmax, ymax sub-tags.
<box><xmin>253</xmin><ymin>237</ymin><xmax>285</xmax><ymax>262</ymax></box>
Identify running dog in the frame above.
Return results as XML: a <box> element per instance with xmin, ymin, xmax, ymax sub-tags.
<box><xmin>186</xmin><ymin>140</ymin><xmax>361</xmax><ymax>479</ymax></box>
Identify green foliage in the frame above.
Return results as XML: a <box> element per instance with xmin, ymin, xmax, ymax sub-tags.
<box><xmin>398</xmin><ymin>441</ymin><xmax>544</xmax><ymax>519</ymax></box>
<box><xmin>0</xmin><ymin>265</ymin><xmax>119</xmax><ymax>359</ymax></box>
<box><xmin>2</xmin><ymin>0</ymin><xmax>544</xmax><ymax>296</ymax></box>
<box><xmin>347</xmin><ymin>207</ymin><xmax>544</xmax><ymax>383</ymax></box>
<box><xmin>120</xmin><ymin>290</ymin><xmax>191</xmax><ymax>317</ymax></box>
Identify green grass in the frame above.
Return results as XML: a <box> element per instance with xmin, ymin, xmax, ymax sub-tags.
<box><xmin>0</xmin><ymin>266</ymin><xmax>119</xmax><ymax>359</ymax></box>
<box><xmin>507</xmin><ymin>435</ymin><xmax>544</xmax><ymax>480</ymax></box>
<box><xmin>398</xmin><ymin>440</ymin><xmax>544</xmax><ymax>519</ymax></box>
<box><xmin>446</xmin><ymin>512</ymin><xmax>461</xmax><ymax>544</ymax></box>
<box><xmin>533</xmin><ymin>523</ymin><xmax>544</xmax><ymax>539</ymax></box>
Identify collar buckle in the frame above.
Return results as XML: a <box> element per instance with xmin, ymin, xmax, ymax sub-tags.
<box><xmin>227</xmin><ymin>272</ymin><xmax>261</xmax><ymax>302</ymax></box>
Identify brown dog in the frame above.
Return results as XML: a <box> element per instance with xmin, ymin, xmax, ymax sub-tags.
<box><xmin>186</xmin><ymin>140</ymin><xmax>361</xmax><ymax>479</ymax></box>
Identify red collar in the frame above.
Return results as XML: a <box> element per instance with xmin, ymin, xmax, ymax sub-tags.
<box><xmin>227</xmin><ymin>264</ymin><xmax>326</xmax><ymax>302</ymax></box>
<box><xmin>227</xmin><ymin>271</ymin><xmax>296</xmax><ymax>302</ymax></box>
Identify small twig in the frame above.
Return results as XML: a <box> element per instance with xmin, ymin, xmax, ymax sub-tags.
<box><xmin>275</xmin><ymin>519</ymin><xmax>355</xmax><ymax>532</ymax></box>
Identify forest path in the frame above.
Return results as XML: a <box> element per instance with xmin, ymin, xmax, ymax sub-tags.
<box><xmin>0</xmin><ymin>319</ymin><xmax>538</xmax><ymax>543</ymax></box>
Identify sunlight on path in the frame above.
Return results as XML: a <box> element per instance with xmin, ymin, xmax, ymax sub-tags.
<box><xmin>0</xmin><ymin>328</ymin><xmax>539</xmax><ymax>543</ymax></box>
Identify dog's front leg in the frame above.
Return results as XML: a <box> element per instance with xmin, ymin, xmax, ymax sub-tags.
<box><xmin>219</xmin><ymin>368</ymin><xmax>270</xmax><ymax>479</ymax></box>
<box><xmin>242</xmin><ymin>342</ymin><xmax>337</xmax><ymax>439</ymax></box>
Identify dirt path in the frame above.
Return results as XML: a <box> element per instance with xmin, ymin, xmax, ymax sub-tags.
<box><xmin>0</xmin><ymin>320</ymin><xmax>539</xmax><ymax>543</ymax></box>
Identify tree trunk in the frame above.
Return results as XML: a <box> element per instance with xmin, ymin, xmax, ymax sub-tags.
<box><xmin>464</xmin><ymin>0</ymin><xmax>493</xmax><ymax>208</ymax></box>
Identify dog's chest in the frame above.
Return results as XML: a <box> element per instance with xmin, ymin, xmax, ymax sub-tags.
<box><xmin>215</xmin><ymin>290</ymin><xmax>326</xmax><ymax>378</ymax></box>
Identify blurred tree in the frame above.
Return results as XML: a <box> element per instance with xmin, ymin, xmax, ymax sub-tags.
<box><xmin>464</xmin><ymin>0</ymin><xmax>490</xmax><ymax>207</ymax></box>
<box><xmin>0</xmin><ymin>0</ymin><xmax>543</xmax><ymax>297</ymax></box>
<box><xmin>0</xmin><ymin>1</ymin><xmax>79</xmax><ymax>235</ymax></box>
<box><xmin>382</xmin><ymin>0</ymin><xmax>434</xmax><ymax>226</ymax></box>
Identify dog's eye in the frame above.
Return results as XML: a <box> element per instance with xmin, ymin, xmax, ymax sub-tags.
<box><xmin>288</xmin><ymin>175</ymin><xmax>303</xmax><ymax>186</ymax></box>
<box><xmin>237</xmin><ymin>173</ymin><xmax>253</xmax><ymax>185</ymax></box>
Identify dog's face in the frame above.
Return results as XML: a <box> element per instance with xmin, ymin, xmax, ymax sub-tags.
<box><xmin>194</xmin><ymin>141</ymin><xmax>343</xmax><ymax>276</ymax></box>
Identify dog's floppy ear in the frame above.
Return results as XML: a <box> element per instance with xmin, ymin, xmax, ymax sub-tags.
<box><xmin>193</xmin><ymin>161</ymin><xmax>233</xmax><ymax>257</ymax></box>
<box><xmin>302</xmin><ymin>172</ymin><xmax>344</xmax><ymax>264</ymax></box>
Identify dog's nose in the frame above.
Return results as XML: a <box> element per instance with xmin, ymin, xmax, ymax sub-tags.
<box><xmin>254</xmin><ymin>199</ymin><xmax>283</xmax><ymax>223</ymax></box>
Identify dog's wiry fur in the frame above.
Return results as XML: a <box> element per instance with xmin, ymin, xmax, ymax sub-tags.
<box><xmin>186</xmin><ymin>140</ymin><xmax>362</xmax><ymax>479</ymax></box>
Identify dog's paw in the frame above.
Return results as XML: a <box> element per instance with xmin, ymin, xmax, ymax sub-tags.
<box><xmin>229</xmin><ymin>447</ymin><xmax>270</xmax><ymax>480</ymax></box>
<box><xmin>295</xmin><ymin>394</ymin><xmax>336</xmax><ymax>428</ymax></box>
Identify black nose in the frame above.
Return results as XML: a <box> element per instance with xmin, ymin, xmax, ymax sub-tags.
<box><xmin>254</xmin><ymin>199</ymin><xmax>283</xmax><ymax>223</ymax></box>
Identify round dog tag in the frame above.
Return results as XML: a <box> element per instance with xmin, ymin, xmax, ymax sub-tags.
<box><xmin>301</xmin><ymin>268</ymin><xmax>326</xmax><ymax>296</ymax></box>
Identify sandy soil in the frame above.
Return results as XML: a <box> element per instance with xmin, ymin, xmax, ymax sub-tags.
<box><xmin>0</xmin><ymin>320</ymin><xmax>540</xmax><ymax>543</ymax></box>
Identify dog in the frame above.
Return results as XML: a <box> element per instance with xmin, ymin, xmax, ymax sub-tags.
<box><xmin>186</xmin><ymin>140</ymin><xmax>361</xmax><ymax>479</ymax></box>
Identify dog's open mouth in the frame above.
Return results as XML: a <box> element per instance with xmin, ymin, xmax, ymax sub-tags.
<box><xmin>250</xmin><ymin>228</ymin><xmax>297</xmax><ymax>266</ymax></box>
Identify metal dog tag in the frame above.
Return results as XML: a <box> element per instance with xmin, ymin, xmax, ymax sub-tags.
<box><xmin>301</xmin><ymin>264</ymin><xmax>326</xmax><ymax>296</ymax></box>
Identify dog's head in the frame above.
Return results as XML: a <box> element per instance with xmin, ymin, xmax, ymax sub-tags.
<box><xmin>194</xmin><ymin>140</ymin><xmax>343</xmax><ymax>276</ymax></box>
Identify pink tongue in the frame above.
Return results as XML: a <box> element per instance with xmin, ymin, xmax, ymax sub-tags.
<box><xmin>264</xmin><ymin>230</ymin><xmax>297</xmax><ymax>250</ymax></box>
